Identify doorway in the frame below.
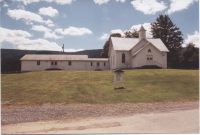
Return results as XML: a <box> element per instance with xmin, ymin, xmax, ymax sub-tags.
<box><xmin>146</xmin><ymin>55</ymin><xmax>153</xmax><ymax>65</ymax></box>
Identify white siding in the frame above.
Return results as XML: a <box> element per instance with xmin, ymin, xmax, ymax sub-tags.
<box><xmin>131</xmin><ymin>40</ymin><xmax>148</xmax><ymax>55</ymax></box>
<box><xmin>21</xmin><ymin>60</ymin><xmax>110</xmax><ymax>72</ymax></box>
<box><xmin>134</xmin><ymin>44</ymin><xmax>164</xmax><ymax>68</ymax></box>
<box><xmin>163</xmin><ymin>52</ymin><xmax>167</xmax><ymax>69</ymax></box>
<box><xmin>115</xmin><ymin>51</ymin><xmax>131</xmax><ymax>69</ymax></box>
<box><xmin>109</xmin><ymin>42</ymin><xmax>117</xmax><ymax>70</ymax></box>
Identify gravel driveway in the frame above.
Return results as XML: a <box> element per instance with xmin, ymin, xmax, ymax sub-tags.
<box><xmin>1</xmin><ymin>101</ymin><xmax>198</xmax><ymax>125</ymax></box>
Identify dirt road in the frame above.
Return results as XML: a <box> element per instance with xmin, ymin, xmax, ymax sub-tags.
<box><xmin>2</xmin><ymin>108</ymin><xmax>199</xmax><ymax>134</ymax></box>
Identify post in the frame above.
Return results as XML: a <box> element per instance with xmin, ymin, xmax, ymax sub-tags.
<box><xmin>62</xmin><ymin>44</ymin><xmax>64</xmax><ymax>54</ymax></box>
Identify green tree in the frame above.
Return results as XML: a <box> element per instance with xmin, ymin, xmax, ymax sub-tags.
<box><xmin>124</xmin><ymin>28</ymin><xmax>139</xmax><ymax>38</ymax></box>
<box><xmin>100</xmin><ymin>33</ymin><xmax>121</xmax><ymax>58</ymax></box>
<box><xmin>180</xmin><ymin>43</ymin><xmax>199</xmax><ymax>69</ymax></box>
<box><xmin>151</xmin><ymin>14</ymin><xmax>183</xmax><ymax>68</ymax></box>
<box><xmin>1</xmin><ymin>57</ymin><xmax>21</xmax><ymax>72</ymax></box>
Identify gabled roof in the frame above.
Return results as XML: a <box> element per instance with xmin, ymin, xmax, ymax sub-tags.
<box><xmin>110</xmin><ymin>37</ymin><xmax>169</xmax><ymax>52</ymax></box>
<box><xmin>20</xmin><ymin>54</ymin><xmax>89</xmax><ymax>61</ymax></box>
<box><xmin>131</xmin><ymin>42</ymin><xmax>164</xmax><ymax>57</ymax></box>
<box><xmin>111</xmin><ymin>37</ymin><xmax>139</xmax><ymax>51</ymax></box>
<box><xmin>21</xmin><ymin>54</ymin><xmax>109</xmax><ymax>61</ymax></box>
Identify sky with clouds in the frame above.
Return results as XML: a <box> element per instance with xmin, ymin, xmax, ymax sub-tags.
<box><xmin>0</xmin><ymin>0</ymin><xmax>199</xmax><ymax>52</ymax></box>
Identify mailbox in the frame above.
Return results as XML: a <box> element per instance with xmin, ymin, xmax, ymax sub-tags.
<box><xmin>113</xmin><ymin>69</ymin><xmax>124</xmax><ymax>88</ymax></box>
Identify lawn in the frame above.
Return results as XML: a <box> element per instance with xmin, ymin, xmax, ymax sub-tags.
<box><xmin>1</xmin><ymin>69</ymin><xmax>199</xmax><ymax>106</ymax></box>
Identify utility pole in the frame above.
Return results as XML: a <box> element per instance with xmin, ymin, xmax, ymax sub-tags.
<box><xmin>62</xmin><ymin>44</ymin><xmax>64</xmax><ymax>54</ymax></box>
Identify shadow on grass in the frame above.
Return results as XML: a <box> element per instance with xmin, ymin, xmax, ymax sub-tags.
<box><xmin>114</xmin><ymin>87</ymin><xmax>126</xmax><ymax>90</ymax></box>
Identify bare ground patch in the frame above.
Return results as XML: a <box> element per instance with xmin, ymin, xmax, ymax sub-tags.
<box><xmin>1</xmin><ymin>101</ymin><xmax>198</xmax><ymax>125</ymax></box>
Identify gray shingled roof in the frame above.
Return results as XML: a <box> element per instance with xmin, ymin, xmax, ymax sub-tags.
<box><xmin>20</xmin><ymin>54</ymin><xmax>109</xmax><ymax>61</ymax></box>
<box><xmin>111</xmin><ymin>37</ymin><xmax>169</xmax><ymax>52</ymax></box>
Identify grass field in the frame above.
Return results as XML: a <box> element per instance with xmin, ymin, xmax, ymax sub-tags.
<box><xmin>1</xmin><ymin>69</ymin><xmax>199</xmax><ymax>106</ymax></box>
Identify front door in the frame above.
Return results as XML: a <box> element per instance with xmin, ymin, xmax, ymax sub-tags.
<box><xmin>146</xmin><ymin>55</ymin><xmax>153</xmax><ymax>65</ymax></box>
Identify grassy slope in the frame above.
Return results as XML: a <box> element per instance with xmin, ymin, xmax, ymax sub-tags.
<box><xmin>1</xmin><ymin>69</ymin><xmax>199</xmax><ymax>106</ymax></box>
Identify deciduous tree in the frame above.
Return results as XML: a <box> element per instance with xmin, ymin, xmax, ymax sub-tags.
<box><xmin>180</xmin><ymin>43</ymin><xmax>199</xmax><ymax>69</ymax></box>
<box><xmin>124</xmin><ymin>28</ymin><xmax>139</xmax><ymax>38</ymax></box>
<box><xmin>151</xmin><ymin>14</ymin><xmax>183</xmax><ymax>68</ymax></box>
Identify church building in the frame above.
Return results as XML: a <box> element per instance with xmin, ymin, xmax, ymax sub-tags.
<box><xmin>108</xmin><ymin>25</ymin><xmax>169</xmax><ymax>69</ymax></box>
<box><xmin>20</xmin><ymin>25</ymin><xmax>169</xmax><ymax>72</ymax></box>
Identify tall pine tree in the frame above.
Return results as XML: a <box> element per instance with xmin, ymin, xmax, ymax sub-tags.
<box><xmin>151</xmin><ymin>15</ymin><xmax>183</xmax><ymax>68</ymax></box>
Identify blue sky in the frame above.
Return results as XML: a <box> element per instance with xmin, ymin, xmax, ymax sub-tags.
<box><xmin>0</xmin><ymin>0</ymin><xmax>199</xmax><ymax>52</ymax></box>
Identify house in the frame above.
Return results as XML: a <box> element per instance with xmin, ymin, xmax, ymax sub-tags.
<box><xmin>20</xmin><ymin>25</ymin><xmax>169</xmax><ymax>72</ymax></box>
<box><xmin>20</xmin><ymin>55</ymin><xmax>109</xmax><ymax>72</ymax></box>
<box><xmin>108</xmin><ymin>25</ymin><xmax>169</xmax><ymax>69</ymax></box>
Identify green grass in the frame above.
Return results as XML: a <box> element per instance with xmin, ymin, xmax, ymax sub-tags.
<box><xmin>1</xmin><ymin>69</ymin><xmax>199</xmax><ymax>106</ymax></box>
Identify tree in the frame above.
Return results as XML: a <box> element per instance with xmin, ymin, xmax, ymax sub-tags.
<box><xmin>180</xmin><ymin>43</ymin><xmax>199</xmax><ymax>69</ymax></box>
<box><xmin>100</xmin><ymin>33</ymin><xmax>121</xmax><ymax>58</ymax></box>
<box><xmin>124</xmin><ymin>28</ymin><xmax>139</xmax><ymax>38</ymax></box>
<box><xmin>151</xmin><ymin>14</ymin><xmax>183</xmax><ymax>68</ymax></box>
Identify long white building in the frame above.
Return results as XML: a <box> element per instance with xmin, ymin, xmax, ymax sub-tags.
<box><xmin>20</xmin><ymin>25</ymin><xmax>169</xmax><ymax>72</ymax></box>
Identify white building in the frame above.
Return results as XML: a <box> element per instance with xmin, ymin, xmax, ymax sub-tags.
<box><xmin>109</xmin><ymin>25</ymin><xmax>169</xmax><ymax>69</ymax></box>
<box><xmin>20</xmin><ymin>55</ymin><xmax>109</xmax><ymax>72</ymax></box>
<box><xmin>20</xmin><ymin>25</ymin><xmax>169</xmax><ymax>72</ymax></box>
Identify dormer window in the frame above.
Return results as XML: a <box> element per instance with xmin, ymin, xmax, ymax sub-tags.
<box><xmin>148</xmin><ymin>49</ymin><xmax>151</xmax><ymax>52</ymax></box>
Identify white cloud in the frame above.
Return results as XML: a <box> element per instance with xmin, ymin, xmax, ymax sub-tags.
<box><xmin>7</xmin><ymin>9</ymin><xmax>54</xmax><ymax>26</ymax></box>
<box><xmin>167</xmin><ymin>0</ymin><xmax>198</xmax><ymax>14</ymax></box>
<box><xmin>12</xmin><ymin>0</ymin><xmax>75</xmax><ymax>5</ymax></box>
<box><xmin>25</xmin><ymin>21</ymin><xmax>33</xmax><ymax>25</ymax></box>
<box><xmin>0</xmin><ymin>27</ymin><xmax>66</xmax><ymax>51</ymax></box>
<box><xmin>38</xmin><ymin>7</ymin><xmax>58</xmax><ymax>17</ymax></box>
<box><xmin>48</xmin><ymin>24</ymin><xmax>55</xmax><ymax>27</ymax></box>
<box><xmin>116</xmin><ymin>0</ymin><xmax>126</xmax><ymax>2</ymax></box>
<box><xmin>131</xmin><ymin>0</ymin><xmax>167</xmax><ymax>14</ymax></box>
<box><xmin>63</xmin><ymin>13</ymin><xmax>67</xmax><ymax>18</ymax></box>
<box><xmin>131</xmin><ymin>23</ymin><xmax>152</xmax><ymax>37</ymax></box>
<box><xmin>0</xmin><ymin>27</ymin><xmax>32</xmax><ymax>43</ymax></box>
<box><xmin>31</xmin><ymin>25</ymin><xmax>63</xmax><ymax>39</ymax></box>
<box><xmin>17</xmin><ymin>3</ymin><xmax>25</xmax><ymax>10</ymax></box>
<box><xmin>64</xmin><ymin>48</ymin><xmax>84</xmax><ymax>52</ymax></box>
<box><xmin>93</xmin><ymin>0</ymin><xmax>110</xmax><ymax>5</ymax></box>
<box><xmin>55</xmin><ymin>27</ymin><xmax>93</xmax><ymax>36</ymax></box>
<box><xmin>110</xmin><ymin>29</ymin><xmax>125</xmax><ymax>36</ymax></box>
<box><xmin>3</xmin><ymin>2</ymin><xmax>9</xmax><ymax>7</ymax></box>
<box><xmin>93</xmin><ymin>0</ymin><xmax>125</xmax><ymax>4</ymax></box>
<box><xmin>183</xmin><ymin>31</ymin><xmax>199</xmax><ymax>47</ymax></box>
<box><xmin>99</xmin><ymin>33</ymin><xmax>109</xmax><ymax>40</ymax></box>
<box><xmin>31</xmin><ymin>25</ymin><xmax>52</xmax><ymax>32</ymax></box>
<box><xmin>54</xmin><ymin>0</ymin><xmax>74</xmax><ymax>5</ymax></box>
<box><xmin>44</xmin><ymin>32</ymin><xmax>63</xmax><ymax>39</ymax></box>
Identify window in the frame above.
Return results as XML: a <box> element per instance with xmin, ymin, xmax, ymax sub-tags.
<box><xmin>147</xmin><ymin>57</ymin><xmax>149</xmax><ymax>60</ymax></box>
<box><xmin>148</xmin><ymin>49</ymin><xmax>151</xmax><ymax>52</ymax></box>
<box><xmin>55</xmin><ymin>62</ymin><xmax>57</xmax><ymax>65</ymax></box>
<box><xmin>113</xmin><ymin>55</ymin><xmax>115</xmax><ymax>65</ymax></box>
<box><xmin>97</xmin><ymin>62</ymin><xmax>99</xmax><ymax>66</ymax></box>
<box><xmin>91</xmin><ymin>62</ymin><xmax>93</xmax><ymax>66</ymax></box>
<box><xmin>150</xmin><ymin>58</ymin><xmax>152</xmax><ymax>60</ymax></box>
<box><xmin>122</xmin><ymin>53</ymin><xmax>125</xmax><ymax>63</ymax></box>
<box><xmin>68</xmin><ymin>61</ymin><xmax>71</xmax><ymax>66</ymax></box>
<box><xmin>51</xmin><ymin>62</ymin><xmax>54</xmax><ymax>65</ymax></box>
<box><xmin>37</xmin><ymin>61</ymin><xmax>40</xmax><ymax>65</ymax></box>
<box><xmin>104</xmin><ymin>62</ymin><xmax>106</xmax><ymax>66</ymax></box>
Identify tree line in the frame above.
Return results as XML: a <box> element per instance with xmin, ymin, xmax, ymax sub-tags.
<box><xmin>100</xmin><ymin>14</ymin><xmax>199</xmax><ymax>69</ymax></box>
